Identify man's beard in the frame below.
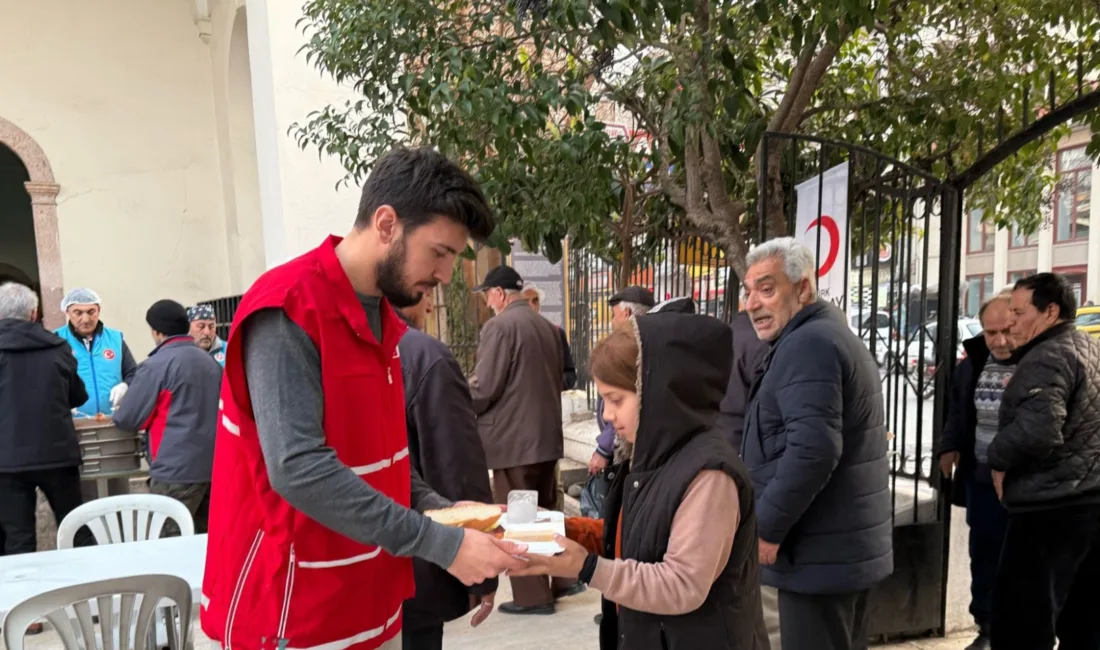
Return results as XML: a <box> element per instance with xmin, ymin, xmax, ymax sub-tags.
<box><xmin>377</xmin><ymin>237</ymin><xmax>431</xmax><ymax>308</ymax></box>
<box><xmin>197</xmin><ymin>337</ymin><xmax>214</xmax><ymax>351</ymax></box>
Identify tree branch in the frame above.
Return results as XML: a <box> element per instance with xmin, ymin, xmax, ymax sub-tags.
<box><xmin>684</xmin><ymin>129</ymin><xmax>707</xmax><ymax>216</ymax></box>
<box><xmin>779</xmin><ymin>23</ymin><xmax>853</xmax><ymax>133</ymax></box>
<box><xmin>767</xmin><ymin>32</ymin><xmax>822</xmax><ymax>132</ymax></box>
<box><xmin>700</xmin><ymin>129</ymin><xmax>748</xmax><ymax>228</ymax></box>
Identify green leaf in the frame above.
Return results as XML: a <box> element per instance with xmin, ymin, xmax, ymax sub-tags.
<box><xmin>720</xmin><ymin>48</ymin><xmax>738</xmax><ymax>72</ymax></box>
<box><xmin>753</xmin><ymin>1</ymin><xmax>769</xmax><ymax>22</ymax></box>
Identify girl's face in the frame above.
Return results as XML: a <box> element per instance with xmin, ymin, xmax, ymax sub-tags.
<box><xmin>595</xmin><ymin>378</ymin><xmax>640</xmax><ymax>444</ymax></box>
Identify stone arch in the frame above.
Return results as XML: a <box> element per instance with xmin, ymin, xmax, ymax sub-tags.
<box><xmin>0</xmin><ymin>116</ymin><xmax>64</xmax><ymax>329</ymax></box>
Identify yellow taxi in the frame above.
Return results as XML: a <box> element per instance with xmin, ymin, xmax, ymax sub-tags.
<box><xmin>1077</xmin><ymin>305</ymin><xmax>1100</xmax><ymax>338</ymax></box>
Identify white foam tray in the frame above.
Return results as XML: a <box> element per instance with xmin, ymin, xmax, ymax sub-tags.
<box><xmin>500</xmin><ymin>510</ymin><xmax>566</xmax><ymax>555</ymax></box>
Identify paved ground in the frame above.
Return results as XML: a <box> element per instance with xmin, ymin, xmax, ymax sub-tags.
<box><xmin>3</xmin><ymin>578</ymin><xmax>976</xmax><ymax>650</ymax></box>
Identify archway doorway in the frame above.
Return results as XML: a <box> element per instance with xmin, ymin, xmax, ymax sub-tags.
<box><xmin>0</xmin><ymin>144</ymin><xmax>42</xmax><ymax>320</ymax></box>
<box><xmin>0</xmin><ymin>116</ymin><xmax>63</xmax><ymax>328</ymax></box>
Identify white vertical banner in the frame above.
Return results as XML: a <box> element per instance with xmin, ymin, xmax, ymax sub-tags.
<box><xmin>794</xmin><ymin>161</ymin><xmax>849</xmax><ymax>309</ymax></box>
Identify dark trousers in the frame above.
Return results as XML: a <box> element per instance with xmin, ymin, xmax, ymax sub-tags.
<box><xmin>991</xmin><ymin>503</ymin><xmax>1100</xmax><ymax>650</ymax></box>
<box><xmin>778</xmin><ymin>589</ymin><xmax>870</xmax><ymax>650</ymax></box>
<box><xmin>0</xmin><ymin>467</ymin><xmax>87</xmax><ymax>554</ymax></box>
<box><xmin>966</xmin><ymin>478</ymin><xmax>1007</xmax><ymax>628</ymax></box>
<box><xmin>492</xmin><ymin>460</ymin><xmax>575</xmax><ymax>607</ymax></box>
<box><xmin>400</xmin><ymin>625</ymin><xmax>442</xmax><ymax>650</ymax></box>
<box><xmin>148</xmin><ymin>480</ymin><xmax>211</xmax><ymax>536</ymax></box>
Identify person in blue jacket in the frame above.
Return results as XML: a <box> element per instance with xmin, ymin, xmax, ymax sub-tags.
<box><xmin>54</xmin><ymin>288</ymin><xmax>137</xmax><ymax>417</ymax></box>
<box><xmin>186</xmin><ymin>304</ymin><xmax>226</xmax><ymax>368</ymax></box>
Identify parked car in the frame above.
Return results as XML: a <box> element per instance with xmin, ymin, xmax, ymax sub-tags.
<box><xmin>1076</xmin><ymin>305</ymin><xmax>1100</xmax><ymax>338</ymax></box>
<box><xmin>849</xmin><ymin>309</ymin><xmax>895</xmax><ymax>366</ymax></box>
<box><xmin>901</xmin><ymin>318</ymin><xmax>983</xmax><ymax>398</ymax></box>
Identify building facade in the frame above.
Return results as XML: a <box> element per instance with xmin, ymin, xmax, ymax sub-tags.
<box><xmin>0</xmin><ymin>0</ymin><xmax>362</xmax><ymax>345</ymax></box>
<box><xmin>961</xmin><ymin>126</ymin><xmax>1100</xmax><ymax>315</ymax></box>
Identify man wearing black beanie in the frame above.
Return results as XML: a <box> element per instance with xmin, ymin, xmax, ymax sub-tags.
<box><xmin>113</xmin><ymin>298</ymin><xmax>223</xmax><ymax>534</ymax></box>
<box><xmin>145</xmin><ymin>299</ymin><xmax>191</xmax><ymax>339</ymax></box>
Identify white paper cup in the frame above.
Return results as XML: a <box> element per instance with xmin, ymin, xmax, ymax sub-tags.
<box><xmin>507</xmin><ymin>490</ymin><xmax>539</xmax><ymax>524</ymax></box>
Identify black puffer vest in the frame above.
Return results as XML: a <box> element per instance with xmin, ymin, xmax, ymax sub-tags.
<box><xmin>597</xmin><ymin>313</ymin><xmax>765</xmax><ymax>650</ymax></box>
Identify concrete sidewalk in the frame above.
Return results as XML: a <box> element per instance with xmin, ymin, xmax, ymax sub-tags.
<box><xmin>442</xmin><ymin>579</ymin><xmax>976</xmax><ymax>650</ymax></box>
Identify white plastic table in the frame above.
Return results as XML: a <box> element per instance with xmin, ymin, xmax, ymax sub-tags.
<box><xmin>0</xmin><ymin>534</ymin><xmax>207</xmax><ymax>622</ymax></box>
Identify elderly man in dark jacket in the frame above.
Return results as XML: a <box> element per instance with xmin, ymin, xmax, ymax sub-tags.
<box><xmin>988</xmin><ymin>272</ymin><xmax>1100</xmax><ymax>650</ymax></box>
<box><xmin>397</xmin><ymin>296</ymin><xmax>497</xmax><ymax>650</ymax></box>
<box><xmin>741</xmin><ymin>238</ymin><xmax>892</xmax><ymax>650</ymax></box>
<box><xmin>0</xmin><ymin>282</ymin><xmax>90</xmax><ymax>555</ymax></box>
<box><xmin>936</xmin><ymin>289</ymin><xmax>1015</xmax><ymax>650</ymax></box>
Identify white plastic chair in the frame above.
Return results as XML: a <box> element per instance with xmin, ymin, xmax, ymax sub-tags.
<box><xmin>2</xmin><ymin>574</ymin><xmax>192</xmax><ymax>650</ymax></box>
<box><xmin>57</xmin><ymin>495</ymin><xmax>194</xmax><ymax>549</ymax></box>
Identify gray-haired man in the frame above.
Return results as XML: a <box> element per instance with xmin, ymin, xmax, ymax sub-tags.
<box><xmin>742</xmin><ymin>237</ymin><xmax>892</xmax><ymax>650</ymax></box>
<box><xmin>0</xmin><ymin>282</ymin><xmax>89</xmax><ymax>555</ymax></box>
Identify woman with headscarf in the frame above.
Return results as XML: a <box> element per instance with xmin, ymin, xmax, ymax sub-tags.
<box><xmin>512</xmin><ymin>312</ymin><xmax>768</xmax><ymax>649</ymax></box>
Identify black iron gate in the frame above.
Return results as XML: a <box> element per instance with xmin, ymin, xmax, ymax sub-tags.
<box><xmin>758</xmin><ymin>132</ymin><xmax>961</xmax><ymax>639</ymax></box>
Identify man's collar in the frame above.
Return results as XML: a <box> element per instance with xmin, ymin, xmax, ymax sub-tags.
<box><xmin>503</xmin><ymin>299</ymin><xmax>531</xmax><ymax>313</ymax></box>
<box><xmin>771</xmin><ymin>299</ymin><xmax>829</xmax><ymax>344</ymax></box>
<box><xmin>1010</xmin><ymin>321</ymin><xmax>1075</xmax><ymax>363</ymax></box>
<box><xmin>69</xmin><ymin>320</ymin><xmax>104</xmax><ymax>341</ymax></box>
<box><xmin>150</xmin><ymin>335</ymin><xmax>193</xmax><ymax>356</ymax></box>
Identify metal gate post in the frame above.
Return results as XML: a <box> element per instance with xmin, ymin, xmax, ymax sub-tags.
<box><xmin>932</xmin><ymin>185</ymin><xmax>964</xmax><ymax>634</ymax></box>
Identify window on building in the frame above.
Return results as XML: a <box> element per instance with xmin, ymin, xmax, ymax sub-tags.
<box><xmin>1055</xmin><ymin>146</ymin><xmax>1092</xmax><ymax>243</ymax></box>
<box><xmin>968</xmin><ymin>208</ymin><xmax>995</xmax><ymax>253</ymax></box>
<box><xmin>1007</xmin><ymin>270</ymin><xmax>1037</xmax><ymax>286</ymax></box>
<box><xmin>965</xmin><ymin>274</ymin><xmax>995</xmax><ymax>317</ymax></box>
<box><xmin>1010</xmin><ymin>225</ymin><xmax>1038</xmax><ymax>248</ymax></box>
<box><xmin>1055</xmin><ymin>267</ymin><xmax>1088</xmax><ymax>309</ymax></box>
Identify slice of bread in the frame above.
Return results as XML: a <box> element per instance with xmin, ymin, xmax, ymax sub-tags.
<box><xmin>503</xmin><ymin>529</ymin><xmax>557</xmax><ymax>543</ymax></box>
<box><xmin>425</xmin><ymin>504</ymin><xmax>503</xmax><ymax>531</ymax></box>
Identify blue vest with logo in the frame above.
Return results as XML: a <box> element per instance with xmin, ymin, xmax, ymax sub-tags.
<box><xmin>56</xmin><ymin>325</ymin><xmax>124</xmax><ymax>417</ymax></box>
<box><xmin>209</xmin><ymin>337</ymin><xmax>227</xmax><ymax>368</ymax></box>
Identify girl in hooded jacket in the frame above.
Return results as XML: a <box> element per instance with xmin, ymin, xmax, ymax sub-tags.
<box><xmin>512</xmin><ymin>312</ymin><xmax>768</xmax><ymax>650</ymax></box>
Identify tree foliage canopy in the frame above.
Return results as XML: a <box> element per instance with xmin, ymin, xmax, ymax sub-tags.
<box><xmin>294</xmin><ymin>0</ymin><xmax>1100</xmax><ymax>276</ymax></box>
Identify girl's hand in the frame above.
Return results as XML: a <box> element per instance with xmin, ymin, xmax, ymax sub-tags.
<box><xmin>509</xmin><ymin>534</ymin><xmax>589</xmax><ymax>579</ymax></box>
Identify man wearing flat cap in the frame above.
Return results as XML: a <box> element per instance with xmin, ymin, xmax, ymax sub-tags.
<box><xmin>470</xmin><ymin>265</ymin><xmax>580</xmax><ymax>615</ymax></box>
<box><xmin>607</xmin><ymin>286</ymin><xmax>656</xmax><ymax>319</ymax></box>
<box><xmin>187</xmin><ymin>304</ymin><xmax>226</xmax><ymax>368</ymax></box>
<box><xmin>113</xmin><ymin>299</ymin><xmax>223</xmax><ymax>534</ymax></box>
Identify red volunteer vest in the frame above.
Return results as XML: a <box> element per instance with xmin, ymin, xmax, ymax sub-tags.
<box><xmin>200</xmin><ymin>236</ymin><xmax>414</xmax><ymax>650</ymax></box>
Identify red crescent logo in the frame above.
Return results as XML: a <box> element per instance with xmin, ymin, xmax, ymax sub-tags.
<box><xmin>805</xmin><ymin>216</ymin><xmax>840</xmax><ymax>276</ymax></box>
<box><xmin>103</xmin><ymin>349</ymin><xmax>116</xmax><ymax>361</ymax></box>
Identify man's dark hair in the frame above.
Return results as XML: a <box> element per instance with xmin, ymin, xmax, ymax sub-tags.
<box><xmin>354</xmin><ymin>147</ymin><xmax>494</xmax><ymax>243</ymax></box>
<box><xmin>1014</xmin><ymin>272</ymin><xmax>1078</xmax><ymax>320</ymax></box>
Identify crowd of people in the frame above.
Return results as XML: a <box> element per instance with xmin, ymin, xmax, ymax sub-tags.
<box><xmin>939</xmin><ymin>273</ymin><xmax>1100</xmax><ymax>650</ymax></box>
<box><xmin>0</xmin><ymin>285</ymin><xmax>228</xmax><ymax>556</ymax></box>
<box><xmin>1</xmin><ymin>146</ymin><xmax>1099</xmax><ymax>650</ymax></box>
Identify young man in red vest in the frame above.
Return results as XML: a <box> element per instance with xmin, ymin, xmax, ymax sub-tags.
<box><xmin>201</xmin><ymin>148</ymin><xmax>527</xmax><ymax>650</ymax></box>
